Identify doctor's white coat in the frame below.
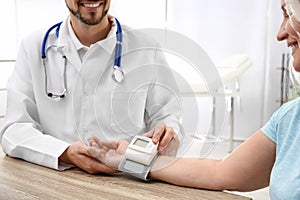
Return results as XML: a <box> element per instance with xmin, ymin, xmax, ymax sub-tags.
<box><xmin>0</xmin><ymin>17</ymin><xmax>183</xmax><ymax>170</ymax></box>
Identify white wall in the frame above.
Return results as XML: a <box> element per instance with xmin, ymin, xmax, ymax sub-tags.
<box><xmin>0</xmin><ymin>1</ymin><xmax>17</xmax><ymax>123</ymax></box>
<box><xmin>110</xmin><ymin>0</ymin><xmax>166</xmax><ymax>29</ymax></box>
<box><xmin>0</xmin><ymin>1</ymin><xmax>17</xmax><ymax>60</ymax></box>
<box><xmin>15</xmin><ymin>0</ymin><xmax>68</xmax><ymax>45</ymax></box>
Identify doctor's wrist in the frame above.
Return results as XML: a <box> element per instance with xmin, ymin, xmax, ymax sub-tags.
<box><xmin>59</xmin><ymin>146</ymin><xmax>72</xmax><ymax>164</ymax></box>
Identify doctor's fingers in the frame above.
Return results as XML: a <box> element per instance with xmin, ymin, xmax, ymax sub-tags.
<box><xmin>64</xmin><ymin>144</ymin><xmax>117</xmax><ymax>174</ymax></box>
<box><xmin>159</xmin><ymin>137</ymin><xmax>179</xmax><ymax>156</ymax></box>
<box><xmin>143</xmin><ymin>123</ymin><xmax>166</xmax><ymax>144</ymax></box>
<box><xmin>157</xmin><ymin>127</ymin><xmax>179</xmax><ymax>153</ymax></box>
<box><xmin>80</xmin><ymin>156</ymin><xmax>118</xmax><ymax>174</ymax></box>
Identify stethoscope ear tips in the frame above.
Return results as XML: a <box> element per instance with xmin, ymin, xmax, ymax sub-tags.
<box><xmin>47</xmin><ymin>93</ymin><xmax>65</xmax><ymax>98</ymax></box>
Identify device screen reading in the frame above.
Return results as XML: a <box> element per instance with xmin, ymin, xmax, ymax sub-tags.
<box><xmin>134</xmin><ymin>138</ymin><xmax>149</xmax><ymax>148</ymax></box>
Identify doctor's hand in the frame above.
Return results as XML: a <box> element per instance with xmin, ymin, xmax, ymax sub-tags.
<box><xmin>144</xmin><ymin>123</ymin><xmax>179</xmax><ymax>156</ymax></box>
<box><xmin>59</xmin><ymin>141</ymin><xmax>118</xmax><ymax>174</ymax></box>
<box><xmin>87</xmin><ymin>136</ymin><xmax>129</xmax><ymax>169</ymax></box>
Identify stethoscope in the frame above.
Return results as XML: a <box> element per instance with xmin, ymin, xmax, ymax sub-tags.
<box><xmin>41</xmin><ymin>18</ymin><xmax>124</xmax><ymax>99</ymax></box>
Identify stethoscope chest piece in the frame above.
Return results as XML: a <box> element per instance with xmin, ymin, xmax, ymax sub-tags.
<box><xmin>113</xmin><ymin>66</ymin><xmax>124</xmax><ymax>83</ymax></box>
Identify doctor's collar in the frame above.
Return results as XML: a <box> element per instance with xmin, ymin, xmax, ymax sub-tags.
<box><xmin>95</xmin><ymin>15</ymin><xmax>118</xmax><ymax>54</ymax></box>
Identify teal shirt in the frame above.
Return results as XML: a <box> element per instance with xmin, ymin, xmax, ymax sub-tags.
<box><xmin>261</xmin><ymin>98</ymin><xmax>300</xmax><ymax>200</ymax></box>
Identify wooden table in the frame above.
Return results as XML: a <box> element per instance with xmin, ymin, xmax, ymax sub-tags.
<box><xmin>0</xmin><ymin>150</ymin><xmax>251</xmax><ymax>200</ymax></box>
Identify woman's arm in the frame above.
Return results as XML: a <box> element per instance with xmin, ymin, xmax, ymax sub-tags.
<box><xmin>150</xmin><ymin>130</ymin><xmax>276</xmax><ymax>191</ymax></box>
<box><xmin>88</xmin><ymin>130</ymin><xmax>276</xmax><ymax>191</ymax></box>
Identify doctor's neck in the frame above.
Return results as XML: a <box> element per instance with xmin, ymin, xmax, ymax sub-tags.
<box><xmin>70</xmin><ymin>15</ymin><xmax>111</xmax><ymax>47</ymax></box>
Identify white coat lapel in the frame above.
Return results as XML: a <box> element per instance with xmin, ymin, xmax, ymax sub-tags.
<box><xmin>56</xmin><ymin>18</ymin><xmax>82</xmax><ymax>71</ymax></box>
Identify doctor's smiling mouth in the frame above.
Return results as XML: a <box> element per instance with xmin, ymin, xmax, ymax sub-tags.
<box><xmin>66</xmin><ymin>0</ymin><xmax>109</xmax><ymax>26</ymax></box>
<box><xmin>80</xmin><ymin>0</ymin><xmax>105</xmax><ymax>10</ymax></box>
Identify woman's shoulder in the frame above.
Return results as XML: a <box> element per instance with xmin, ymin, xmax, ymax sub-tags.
<box><xmin>278</xmin><ymin>97</ymin><xmax>300</xmax><ymax>114</ymax></box>
<box><xmin>263</xmin><ymin>97</ymin><xmax>300</xmax><ymax>128</ymax></box>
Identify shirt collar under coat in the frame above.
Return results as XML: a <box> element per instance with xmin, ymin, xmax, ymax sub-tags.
<box><xmin>51</xmin><ymin>16</ymin><xmax>118</xmax><ymax>71</ymax></box>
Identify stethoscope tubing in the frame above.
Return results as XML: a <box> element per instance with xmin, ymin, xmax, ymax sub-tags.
<box><xmin>114</xmin><ymin>18</ymin><xmax>123</xmax><ymax>68</ymax></box>
<box><xmin>41</xmin><ymin>21</ymin><xmax>62</xmax><ymax>58</ymax></box>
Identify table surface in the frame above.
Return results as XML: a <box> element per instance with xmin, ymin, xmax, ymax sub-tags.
<box><xmin>0</xmin><ymin>150</ymin><xmax>251</xmax><ymax>200</ymax></box>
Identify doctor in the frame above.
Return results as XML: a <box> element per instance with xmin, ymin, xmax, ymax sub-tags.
<box><xmin>0</xmin><ymin>0</ymin><xmax>182</xmax><ymax>174</ymax></box>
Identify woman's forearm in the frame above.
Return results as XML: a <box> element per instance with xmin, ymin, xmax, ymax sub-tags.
<box><xmin>149</xmin><ymin>131</ymin><xmax>276</xmax><ymax>192</ymax></box>
<box><xmin>150</xmin><ymin>156</ymin><xmax>223</xmax><ymax>190</ymax></box>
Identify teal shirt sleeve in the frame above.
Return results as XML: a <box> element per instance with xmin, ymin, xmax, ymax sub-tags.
<box><xmin>259</xmin><ymin>98</ymin><xmax>300</xmax><ymax>200</ymax></box>
<box><xmin>261</xmin><ymin>110</ymin><xmax>279</xmax><ymax>143</ymax></box>
<box><xmin>261</xmin><ymin>99</ymin><xmax>297</xmax><ymax>143</ymax></box>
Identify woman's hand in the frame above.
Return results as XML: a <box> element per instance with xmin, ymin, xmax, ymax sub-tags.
<box><xmin>88</xmin><ymin>137</ymin><xmax>129</xmax><ymax>169</ymax></box>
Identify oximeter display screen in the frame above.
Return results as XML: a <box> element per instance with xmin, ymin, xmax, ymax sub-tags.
<box><xmin>134</xmin><ymin>138</ymin><xmax>149</xmax><ymax>148</ymax></box>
